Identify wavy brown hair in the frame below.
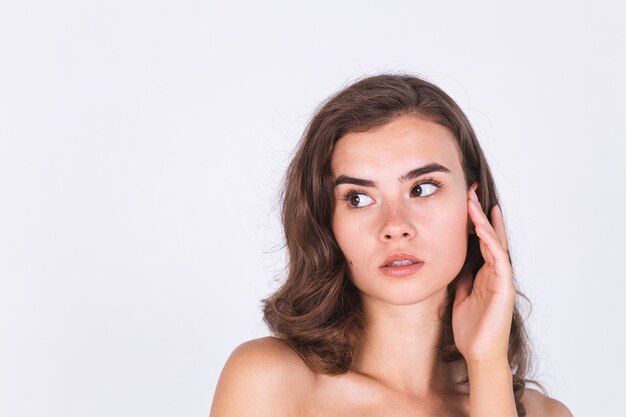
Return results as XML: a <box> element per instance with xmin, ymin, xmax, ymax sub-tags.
<box><xmin>262</xmin><ymin>73</ymin><xmax>545</xmax><ymax>416</ymax></box>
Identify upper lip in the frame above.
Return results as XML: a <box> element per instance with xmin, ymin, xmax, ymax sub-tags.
<box><xmin>380</xmin><ymin>252</ymin><xmax>423</xmax><ymax>267</ymax></box>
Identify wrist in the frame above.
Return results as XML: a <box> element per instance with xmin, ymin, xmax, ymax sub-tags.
<box><xmin>466</xmin><ymin>356</ymin><xmax>510</xmax><ymax>368</ymax></box>
<box><xmin>466</xmin><ymin>359</ymin><xmax>517</xmax><ymax>417</ymax></box>
<box><xmin>466</xmin><ymin>358</ymin><xmax>512</xmax><ymax>376</ymax></box>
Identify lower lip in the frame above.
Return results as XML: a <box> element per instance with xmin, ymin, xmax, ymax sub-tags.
<box><xmin>380</xmin><ymin>262</ymin><xmax>424</xmax><ymax>278</ymax></box>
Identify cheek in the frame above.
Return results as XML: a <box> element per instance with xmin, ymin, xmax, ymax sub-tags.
<box><xmin>332</xmin><ymin>214</ymin><xmax>368</xmax><ymax>265</ymax></box>
<box><xmin>446</xmin><ymin>201</ymin><xmax>469</xmax><ymax>235</ymax></box>
<box><xmin>430</xmin><ymin>199</ymin><xmax>469</xmax><ymax>266</ymax></box>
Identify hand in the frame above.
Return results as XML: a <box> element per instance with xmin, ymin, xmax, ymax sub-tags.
<box><xmin>452</xmin><ymin>186</ymin><xmax>516</xmax><ymax>365</ymax></box>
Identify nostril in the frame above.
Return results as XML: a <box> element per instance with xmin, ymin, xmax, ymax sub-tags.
<box><xmin>384</xmin><ymin>232</ymin><xmax>410</xmax><ymax>239</ymax></box>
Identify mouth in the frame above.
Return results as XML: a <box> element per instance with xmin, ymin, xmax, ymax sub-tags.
<box><xmin>383</xmin><ymin>259</ymin><xmax>420</xmax><ymax>267</ymax></box>
<box><xmin>380</xmin><ymin>252</ymin><xmax>422</xmax><ymax>267</ymax></box>
<box><xmin>379</xmin><ymin>252</ymin><xmax>424</xmax><ymax>278</ymax></box>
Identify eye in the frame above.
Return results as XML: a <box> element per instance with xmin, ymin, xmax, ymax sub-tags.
<box><xmin>411</xmin><ymin>182</ymin><xmax>439</xmax><ymax>197</ymax></box>
<box><xmin>347</xmin><ymin>193</ymin><xmax>374</xmax><ymax>208</ymax></box>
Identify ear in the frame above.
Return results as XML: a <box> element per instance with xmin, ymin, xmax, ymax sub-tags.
<box><xmin>467</xmin><ymin>182</ymin><xmax>478</xmax><ymax>235</ymax></box>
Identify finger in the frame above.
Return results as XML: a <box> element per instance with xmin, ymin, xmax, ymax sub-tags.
<box><xmin>467</xmin><ymin>198</ymin><xmax>496</xmax><ymax>264</ymax></box>
<box><xmin>467</xmin><ymin>191</ymin><xmax>509</xmax><ymax>266</ymax></box>
<box><xmin>468</xmin><ymin>198</ymin><xmax>505</xmax><ymax>251</ymax></box>
<box><xmin>491</xmin><ymin>205</ymin><xmax>509</xmax><ymax>254</ymax></box>
<box><xmin>468</xmin><ymin>200</ymin><xmax>497</xmax><ymax>242</ymax></box>
<box><xmin>454</xmin><ymin>273</ymin><xmax>473</xmax><ymax>308</ymax></box>
<box><xmin>475</xmin><ymin>222</ymin><xmax>511</xmax><ymax>276</ymax></box>
<box><xmin>480</xmin><ymin>205</ymin><xmax>510</xmax><ymax>264</ymax></box>
<box><xmin>475</xmin><ymin>223</ymin><xmax>495</xmax><ymax>264</ymax></box>
<box><xmin>467</xmin><ymin>190</ymin><xmax>489</xmax><ymax>229</ymax></box>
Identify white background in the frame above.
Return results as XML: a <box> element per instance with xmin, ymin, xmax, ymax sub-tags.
<box><xmin>1</xmin><ymin>1</ymin><xmax>624</xmax><ymax>416</ymax></box>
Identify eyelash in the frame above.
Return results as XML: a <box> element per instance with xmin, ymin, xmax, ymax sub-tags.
<box><xmin>339</xmin><ymin>176</ymin><xmax>445</xmax><ymax>210</ymax></box>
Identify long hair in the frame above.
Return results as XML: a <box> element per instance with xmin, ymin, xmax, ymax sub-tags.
<box><xmin>262</xmin><ymin>73</ymin><xmax>544</xmax><ymax>416</ymax></box>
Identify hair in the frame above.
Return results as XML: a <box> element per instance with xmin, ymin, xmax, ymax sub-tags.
<box><xmin>262</xmin><ymin>73</ymin><xmax>545</xmax><ymax>416</ymax></box>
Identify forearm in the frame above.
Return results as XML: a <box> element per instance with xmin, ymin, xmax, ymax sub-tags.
<box><xmin>467</xmin><ymin>360</ymin><xmax>517</xmax><ymax>417</ymax></box>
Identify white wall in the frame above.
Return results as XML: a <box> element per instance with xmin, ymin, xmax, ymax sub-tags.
<box><xmin>1</xmin><ymin>1</ymin><xmax>624</xmax><ymax>416</ymax></box>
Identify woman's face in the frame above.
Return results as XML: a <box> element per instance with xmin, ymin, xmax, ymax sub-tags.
<box><xmin>330</xmin><ymin>115</ymin><xmax>476</xmax><ymax>306</ymax></box>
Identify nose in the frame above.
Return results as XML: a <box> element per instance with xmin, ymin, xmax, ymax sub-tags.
<box><xmin>379</xmin><ymin>204</ymin><xmax>416</xmax><ymax>241</ymax></box>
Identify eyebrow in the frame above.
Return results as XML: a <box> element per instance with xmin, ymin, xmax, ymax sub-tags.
<box><xmin>333</xmin><ymin>162</ymin><xmax>451</xmax><ymax>188</ymax></box>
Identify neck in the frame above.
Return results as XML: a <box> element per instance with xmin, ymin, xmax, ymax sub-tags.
<box><xmin>350</xmin><ymin>287</ymin><xmax>465</xmax><ymax>396</ymax></box>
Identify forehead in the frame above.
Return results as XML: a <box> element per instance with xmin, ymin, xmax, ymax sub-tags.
<box><xmin>331</xmin><ymin>116</ymin><xmax>463</xmax><ymax>178</ymax></box>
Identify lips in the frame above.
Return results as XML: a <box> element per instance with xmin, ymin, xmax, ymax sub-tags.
<box><xmin>379</xmin><ymin>252</ymin><xmax>424</xmax><ymax>278</ymax></box>
<box><xmin>380</xmin><ymin>252</ymin><xmax>422</xmax><ymax>267</ymax></box>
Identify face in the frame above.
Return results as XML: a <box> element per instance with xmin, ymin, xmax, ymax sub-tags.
<box><xmin>330</xmin><ymin>115</ymin><xmax>476</xmax><ymax>307</ymax></box>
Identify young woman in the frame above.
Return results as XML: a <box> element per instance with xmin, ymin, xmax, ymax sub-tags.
<box><xmin>210</xmin><ymin>74</ymin><xmax>573</xmax><ymax>417</ymax></box>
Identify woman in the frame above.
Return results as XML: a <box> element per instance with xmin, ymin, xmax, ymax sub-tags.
<box><xmin>210</xmin><ymin>74</ymin><xmax>572</xmax><ymax>416</ymax></box>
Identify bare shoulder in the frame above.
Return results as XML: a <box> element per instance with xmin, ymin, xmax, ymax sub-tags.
<box><xmin>522</xmin><ymin>387</ymin><xmax>574</xmax><ymax>417</ymax></box>
<box><xmin>210</xmin><ymin>336</ymin><xmax>315</xmax><ymax>417</ymax></box>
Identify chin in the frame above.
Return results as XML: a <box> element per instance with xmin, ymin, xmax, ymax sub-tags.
<box><xmin>357</xmin><ymin>280</ymin><xmax>450</xmax><ymax>307</ymax></box>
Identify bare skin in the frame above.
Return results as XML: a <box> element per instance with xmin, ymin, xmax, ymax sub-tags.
<box><xmin>210</xmin><ymin>336</ymin><xmax>571</xmax><ymax>417</ymax></box>
<box><xmin>210</xmin><ymin>116</ymin><xmax>573</xmax><ymax>417</ymax></box>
